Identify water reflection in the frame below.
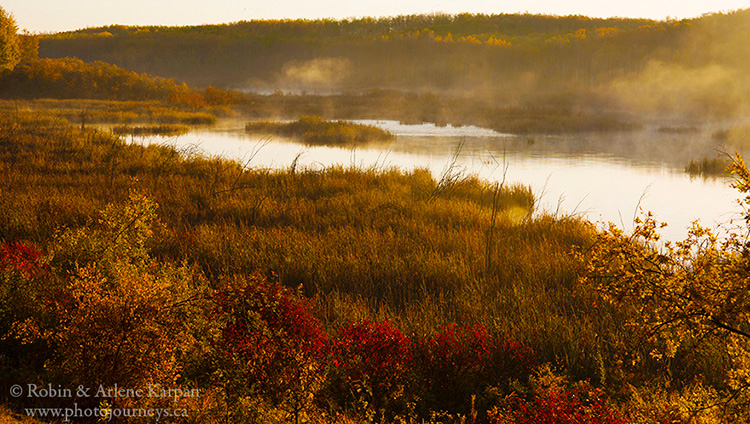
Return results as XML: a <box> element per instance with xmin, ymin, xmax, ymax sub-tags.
<box><xmin>124</xmin><ymin>120</ymin><xmax>745</xmax><ymax>243</ymax></box>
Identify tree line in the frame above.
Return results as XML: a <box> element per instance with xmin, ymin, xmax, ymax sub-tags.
<box><xmin>35</xmin><ymin>11</ymin><xmax>726</xmax><ymax>93</ymax></box>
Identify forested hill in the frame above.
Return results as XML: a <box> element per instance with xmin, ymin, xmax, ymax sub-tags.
<box><xmin>46</xmin><ymin>13</ymin><xmax>656</xmax><ymax>41</ymax></box>
<box><xmin>36</xmin><ymin>14</ymin><xmax>659</xmax><ymax>89</ymax></box>
<box><xmin>38</xmin><ymin>10</ymin><xmax>750</xmax><ymax>117</ymax></box>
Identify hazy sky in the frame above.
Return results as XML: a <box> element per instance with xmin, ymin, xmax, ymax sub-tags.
<box><xmin>4</xmin><ymin>0</ymin><xmax>750</xmax><ymax>33</ymax></box>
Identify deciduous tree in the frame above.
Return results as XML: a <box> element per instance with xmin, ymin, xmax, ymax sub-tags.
<box><xmin>581</xmin><ymin>153</ymin><xmax>750</xmax><ymax>418</ymax></box>
<box><xmin>0</xmin><ymin>7</ymin><xmax>19</xmax><ymax>71</ymax></box>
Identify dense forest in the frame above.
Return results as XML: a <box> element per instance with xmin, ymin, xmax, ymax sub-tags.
<box><xmin>36</xmin><ymin>14</ymin><xmax>668</xmax><ymax>90</ymax></box>
<box><xmin>38</xmin><ymin>11</ymin><xmax>750</xmax><ymax>119</ymax></box>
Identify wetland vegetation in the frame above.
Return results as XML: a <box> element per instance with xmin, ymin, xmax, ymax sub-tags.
<box><xmin>111</xmin><ymin>123</ymin><xmax>191</xmax><ymax>136</ymax></box>
<box><xmin>3</xmin><ymin>5</ymin><xmax>750</xmax><ymax>424</ymax></box>
<box><xmin>685</xmin><ymin>156</ymin><xmax>730</xmax><ymax>177</ymax></box>
<box><xmin>245</xmin><ymin>115</ymin><xmax>394</xmax><ymax>145</ymax></box>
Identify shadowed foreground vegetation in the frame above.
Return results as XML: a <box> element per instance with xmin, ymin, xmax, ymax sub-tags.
<box><xmin>2</xmin><ymin>114</ymin><xmax>750</xmax><ymax>423</ymax></box>
<box><xmin>245</xmin><ymin>115</ymin><xmax>394</xmax><ymax>145</ymax></box>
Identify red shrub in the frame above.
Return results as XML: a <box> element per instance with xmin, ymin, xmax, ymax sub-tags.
<box><xmin>329</xmin><ymin>319</ymin><xmax>412</xmax><ymax>409</ymax></box>
<box><xmin>0</xmin><ymin>242</ymin><xmax>43</xmax><ymax>277</ymax></box>
<box><xmin>495</xmin><ymin>337</ymin><xmax>535</xmax><ymax>379</ymax></box>
<box><xmin>425</xmin><ymin>324</ymin><xmax>495</xmax><ymax>374</ymax></box>
<box><xmin>214</xmin><ymin>274</ymin><xmax>327</xmax><ymax>397</ymax></box>
<box><xmin>415</xmin><ymin>324</ymin><xmax>534</xmax><ymax>414</ymax></box>
<box><xmin>490</xmin><ymin>385</ymin><xmax>627</xmax><ymax>424</ymax></box>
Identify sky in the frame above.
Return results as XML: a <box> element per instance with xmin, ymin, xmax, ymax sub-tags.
<box><xmin>4</xmin><ymin>0</ymin><xmax>750</xmax><ymax>33</ymax></box>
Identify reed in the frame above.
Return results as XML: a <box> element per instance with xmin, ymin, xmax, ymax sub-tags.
<box><xmin>0</xmin><ymin>113</ymin><xmax>737</xmax><ymax>422</ymax></box>
<box><xmin>246</xmin><ymin>115</ymin><xmax>394</xmax><ymax>145</ymax></box>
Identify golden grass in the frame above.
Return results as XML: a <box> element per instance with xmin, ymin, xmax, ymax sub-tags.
<box><xmin>246</xmin><ymin>115</ymin><xmax>394</xmax><ymax>145</ymax></box>
<box><xmin>1</xmin><ymin>113</ymin><xmax>733</xmax><ymax>421</ymax></box>
<box><xmin>111</xmin><ymin>124</ymin><xmax>190</xmax><ymax>136</ymax></box>
<box><xmin>0</xmin><ymin>112</ymin><xmax>642</xmax><ymax>385</ymax></box>
<box><xmin>0</xmin><ymin>99</ymin><xmax>219</xmax><ymax>125</ymax></box>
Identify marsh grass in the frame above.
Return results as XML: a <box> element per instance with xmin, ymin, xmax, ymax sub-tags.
<box><xmin>239</xmin><ymin>93</ymin><xmax>641</xmax><ymax>135</ymax></box>
<box><xmin>0</xmin><ymin>113</ymin><xmax>651</xmax><ymax>385</ymax></box>
<box><xmin>246</xmin><ymin>115</ymin><xmax>394</xmax><ymax>145</ymax></box>
<box><xmin>685</xmin><ymin>156</ymin><xmax>729</xmax><ymax>177</ymax></box>
<box><xmin>0</xmin><ymin>113</ymin><xmax>730</xmax><ymax>421</ymax></box>
<box><xmin>111</xmin><ymin>124</ymin><xmax>190</xmax><ymax>136</ymax></box>
<box><xmin>0</xmin><ymin>99</ymin><xmax>219</xmax><ymax>125</ymax></box>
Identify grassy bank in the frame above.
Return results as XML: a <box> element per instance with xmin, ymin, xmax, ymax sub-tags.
<box><xmin>0</xmin><ymin>99</ymin><xmax>219</xmax><ymax>125</ymax></box>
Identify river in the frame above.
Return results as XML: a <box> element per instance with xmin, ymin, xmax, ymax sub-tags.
<box><xmin>122</xmin><ymin>119</ymin><xmax>746</xmax><ymax>243</ymax></box>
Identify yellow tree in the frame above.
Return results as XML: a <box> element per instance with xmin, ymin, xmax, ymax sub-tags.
<box><xmin>581</xmin><ymin>153</ymin><xmax>750</xmax><ymax>420</ymax></box>
<box><xmin>0</xmin><ymin>7</ymin><xmax>19</xmax><ymax>71</ymax></box>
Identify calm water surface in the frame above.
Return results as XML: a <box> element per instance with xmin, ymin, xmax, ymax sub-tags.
<box><xmin>125</xmin><ymin>120</ymin><xmax>745</xmax><ymax>242</ymax></box>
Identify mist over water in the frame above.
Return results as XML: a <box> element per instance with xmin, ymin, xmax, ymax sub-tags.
<box><xmin>124</xmin><ymin>119</ymin><xmax>745</xmax><ymax>243</ymax></box>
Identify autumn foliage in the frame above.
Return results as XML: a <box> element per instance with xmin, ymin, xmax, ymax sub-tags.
<box><xmin>0</xmin><ymin>57</ymin><xmax>242</xmax><ymax>107</ymax></box>
<box><xmin>328</xmin><ymin>319</ymin><xmax>412</xmax><ymax>413</ymax></box>
<box><xmin>490</xmin><ymin>385</ymin><xmax>627</xmax><ymax>424</ymax></box>
<box><xmin>213</xmin><ymin>274</ymin><xmax>328</xmax><ymax>421</ymax></box>
<box><xmin>20</xmin><ymin>113</ymin><xmax>750</xmax><ymax>422</ymax></box>
<box><xmin>215</xmin><ymin>275</ymin><xmax>327</xmax><ymax>373</ymax></box>
<box><xmin>0</xmin><ymin>242</ymin><xmax>42</xmax><ymax>277</ymax></box>
<box><xmin>416</xmin><ymin>324</ymin><xmax>535</xmax><ymax>414</ymax></box>
<box><xmin>0</xmin><ymin>114</ymin><xmax>622</xmax><ymax>423</ymax></box>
